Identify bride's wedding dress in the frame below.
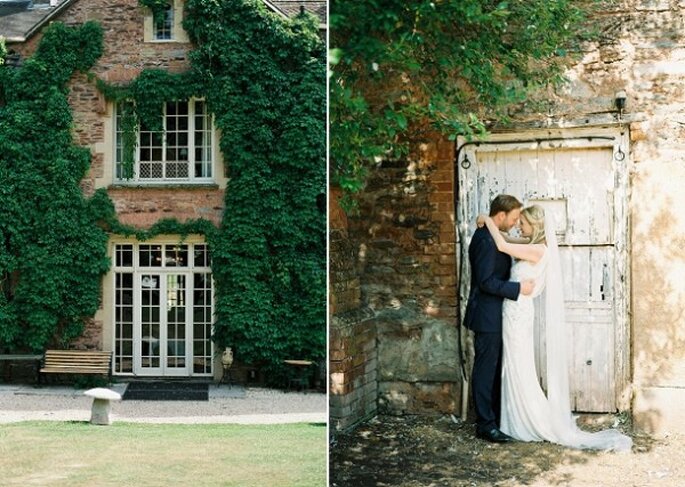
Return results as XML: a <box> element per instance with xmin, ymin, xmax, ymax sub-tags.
<box><xmin>499</xmin><ymin>221</ymin><xmax>632</xmax><ymax>452</ymax></box>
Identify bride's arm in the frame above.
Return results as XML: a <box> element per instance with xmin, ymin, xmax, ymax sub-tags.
<box><xmin>477</xmin><ymin>215</ymin><xmax>530</xmax><ymax>244</ymax></box>
<box><xmin>483</xmin><ymin>216</ymin><xmax>545</xmax><ymax>263</ymax></box>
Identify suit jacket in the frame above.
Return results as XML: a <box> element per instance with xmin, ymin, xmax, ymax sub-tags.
<box><xmin>463</xmin><ymin>226</ymin><xmax>520</xmax><ymax>333</ymax></box>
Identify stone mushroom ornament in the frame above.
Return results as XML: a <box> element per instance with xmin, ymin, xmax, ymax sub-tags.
<box><xmin>84</xmin><ymin>387</ymin><xmax>122</xmax><ymax>425</ymax></box>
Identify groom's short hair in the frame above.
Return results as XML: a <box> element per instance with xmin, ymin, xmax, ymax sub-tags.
<box><xmin>489</xmin><ymin>194</ymin><xmax>523</xmax><ymax>216</ymax></box>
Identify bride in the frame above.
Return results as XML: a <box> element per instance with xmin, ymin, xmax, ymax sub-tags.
<box><xmin>479</xmin><ymin>205</ymin><xmax>632</xmax><ymax>452</ymax></box>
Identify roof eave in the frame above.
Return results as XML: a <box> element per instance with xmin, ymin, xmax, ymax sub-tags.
<box><xmin>261</xmin><ymin>0</ymin><xmax>288</xmax><ymax>19</ymax></box>
<box><xmin>10</xmin><ymin>0</ymin><xmax>78</xmax><ymax>44</ymax></box>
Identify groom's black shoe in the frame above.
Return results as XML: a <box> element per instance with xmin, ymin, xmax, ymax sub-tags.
<box><xmin>476</xmin><ymin>428</ymin><xmax>515</xmax><ymax>443</ymax></box>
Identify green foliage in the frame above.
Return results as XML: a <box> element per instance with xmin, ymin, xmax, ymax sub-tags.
<box><xmin>0</xmin><ymin>1</ymin><xmax>325</xmax><ymax>380</ymax></box>
<box><xmin>0</xmin><ymin>22</ymin><xmax>109</xmax><ymax>352</ymax></box>
<box><xmin>138</xmin><ymin>0</ymin><xmax>171</xmax><ymax>22</ymax></box>
<box><xmin>330</xmin><ymin>0</ymin><xmax>600</xmax><ymax>199</ymax></box>
<box><xmin>100</xmin><ymin>0</ymin><xmax>325</xmax><ymax>373</ymax></box>
<box><xmin>184</xmin><ymin>0</ymin><xmax>326</xmax><ymax>374</ymax></box>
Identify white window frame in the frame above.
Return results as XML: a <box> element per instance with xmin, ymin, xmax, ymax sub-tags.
<box><xmin>114</xmin><ymin>99</ymin><xmax>215</xmax><ymax>185</ymax></box>
<box><xmin>144</xmin><ymin>0</ymin><xmax>189</xmax><ymax>44</ymax></box>
<box><xmin>153</xmin><ymin>3</ymin><xmax>174</xmax><ymax>41</ymax></box>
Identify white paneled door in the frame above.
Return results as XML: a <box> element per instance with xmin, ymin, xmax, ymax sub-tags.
<box><xmin>457</xmin><ymin>130</ymin><xmax>630</xmax><ymax>412</ymax></box>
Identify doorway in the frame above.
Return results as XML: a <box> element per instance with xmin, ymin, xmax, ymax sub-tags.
<box><xmin>112</xmin><ymin>242</ymin><xmax>213</xmax><ymax>377</ymax></box>
<box><xmin>457</xmin><ymin>129</ymin><xmax>630</xmax><ymax>412</ymax></box>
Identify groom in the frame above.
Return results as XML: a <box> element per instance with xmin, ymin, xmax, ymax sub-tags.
<box><xmin>463</xmin><ymin>194</ymin><xmax>534</xmax><ymax>443</ymax></box>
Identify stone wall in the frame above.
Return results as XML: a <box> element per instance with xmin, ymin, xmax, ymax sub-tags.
<box><xmin>70</xmin><ymin>319</ymin><xmax>103</xmax><ymax>350</ymax></box>
<box><xmin>108</xmin><ymin>186</ymin><xmax>225</xmax><ymax>227</ymax></box>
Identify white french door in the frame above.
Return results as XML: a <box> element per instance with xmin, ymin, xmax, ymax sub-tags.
<box><xmin>135</xmin><ymin>272</ymin><xmax>190</xmax><ymax>376</ymax></box>
<box><xmin>113</xmin><ymin>242</ymin><xmax>214</xmax><ymax>377</ymax></box>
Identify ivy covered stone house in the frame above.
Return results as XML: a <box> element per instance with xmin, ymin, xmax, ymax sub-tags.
<box><xmin>0</xmin><ymin>0</ymin><xmax>326</xmax><ymax>382</ymax></box>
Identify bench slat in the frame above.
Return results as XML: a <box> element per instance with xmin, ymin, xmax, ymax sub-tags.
<box><xmin>44</xmin><ymin>367</ymin><xmax>109</xmax><ymax>370</ymax></box>
<box><xmin>41</xmin><ymin>370</ymin><xmax>109</xmax><ymax>374</ymax></box>
<box><xmin>40</xmin><ymin>350</ymin><xmax>112</xmax><ymax>378</ymax></box>
<box><xmin>44</xmin><ymin>359</ymin><xmax>110</xmax><ymax>363</ymax></box>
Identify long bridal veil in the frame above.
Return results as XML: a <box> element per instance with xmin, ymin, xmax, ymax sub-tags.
<box><xmin>541</xmin><ymin>213</ymin><xmax>632</xmax><ymax>452</ymax></box>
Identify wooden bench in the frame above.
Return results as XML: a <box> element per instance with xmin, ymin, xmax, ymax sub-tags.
<box><xmin>39</xmin><ymin>350</ymin><xmax>112</xmax><ymax>385</ymax></box>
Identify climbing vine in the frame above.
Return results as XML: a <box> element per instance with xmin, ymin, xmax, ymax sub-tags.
<box><xmin>96</xmin><ymin>70</ymin><xmax>199</xmax><ymax>178</ymax></box>
<box><xmin>138</xmin><ymin>0</ymin><xmax>171</xmax><ymax>22</ymax></box>
<box><xmin>184</xmin><ymin>0</ymin><xmax>326</xmax><ymax>380</ymax></box>
<box><xmin>0</xmin><ymin>2</ymin><xmax>325</xmax><ymax>382</ymax></box>
<box><xmin>0</xmin><ymin>22</ymin><xmax>110</xmax><ymax>352</ymax></box>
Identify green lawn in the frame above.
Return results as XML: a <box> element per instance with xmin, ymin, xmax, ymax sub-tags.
<box><xmin>0</xmin><ymin>421</ymin><xmax>327</xmax><ymax>487</ymax></box>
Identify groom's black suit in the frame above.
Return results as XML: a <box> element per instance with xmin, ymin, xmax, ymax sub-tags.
<box><xmin>464</xmin><ymin>226</ymin><xmax>520</xmax><ymax>434</ymax></box>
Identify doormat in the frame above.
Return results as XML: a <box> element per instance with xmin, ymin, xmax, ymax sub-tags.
<box><xmin>122</xmin><ymin>381</ymin><xmax>209</xmax><ymax>401</ymax></box>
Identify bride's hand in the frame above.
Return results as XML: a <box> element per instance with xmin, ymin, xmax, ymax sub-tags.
<box><xmin>476</xmin><ymin>214</ymin><xmax>487</xmax><ymax>228</ymax></box>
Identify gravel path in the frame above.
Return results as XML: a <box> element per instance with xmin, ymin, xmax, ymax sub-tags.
<box><xmin>0</xmin><ymin>384</ymin><xmax>327</xmax><ymax>424</ymax></box>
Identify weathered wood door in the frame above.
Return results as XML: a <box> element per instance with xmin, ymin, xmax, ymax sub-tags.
<box><xmin>457</xmin><ymin>129</ymin><xmax>630</xmax><ymax>412</ymax></box>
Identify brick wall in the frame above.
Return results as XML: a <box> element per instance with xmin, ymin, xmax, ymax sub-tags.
<box><xmin>333</xmin><ymin>134</ymin><xmax>462</xmax><ymax>419</ymax></box>
<box><xmin>350</xmin><ymin>136</ymin><xmax>457</xmax><ymax>320</ymax></box>
<box><xmin>329</xmin><ymin>186</ymin><xmax>378</xmax><ymax>431</ymax></box>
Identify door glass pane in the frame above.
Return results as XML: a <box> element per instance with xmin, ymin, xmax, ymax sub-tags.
<box><xmin>114</xmin><ymin>272</ymin><xmax>134</xmax><ymax>374</ymax></box>
<box><xmin>166</xmin><ymin>274</ymin><xmax>186</xmax><ymax>368</ymax></box>
<box><xmin>141</xmin><ymin>274</ymin><xmax>161</xmax><ymax>369</ymax></box>
<box><xmin>193</xmin><ymin>272</ymin><xmax>212</xmax><ymax>374</ymax></box>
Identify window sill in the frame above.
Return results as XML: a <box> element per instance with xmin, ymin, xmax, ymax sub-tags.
<box><xmin>145</xmin><ymin>39</ymin><xmax>188</xmax><ymax>44</ymax></box>
<box><xmin>108</xmin><ymin>183</ymin><xmax>220</xmax><ymax>190</ymax></box>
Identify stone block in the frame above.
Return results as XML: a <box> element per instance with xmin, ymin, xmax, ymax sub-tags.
<box><xmin>378</xmin><ymin>381</ymin><xmax>459</xmax><ymax>415</ymax></box>
<box><xmin>376</xmin><ymin>308</ymin><xmax>459</xmax><ymax>382</ymax></box>
<box><xmin>635</xmin><ymin>0</ymin><xmax>670</xmax><ymax>11</ymax></box>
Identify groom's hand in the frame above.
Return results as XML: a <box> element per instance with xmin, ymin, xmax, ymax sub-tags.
<box><xmin>520</xmin><ymin>279</ymin><xmax>535</xmax><ymax>296</ymax></box>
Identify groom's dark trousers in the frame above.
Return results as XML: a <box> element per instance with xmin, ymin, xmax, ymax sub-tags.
<box><xmin>463</xmin><ymin>226</ymin><xmax>520</xmax><ymax>434</ymax></box>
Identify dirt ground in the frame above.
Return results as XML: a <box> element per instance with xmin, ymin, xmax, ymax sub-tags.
<box><xmin>330</xmin><ymin>414</ymin><xmax>685</xmax><ymax>487</ymax></box>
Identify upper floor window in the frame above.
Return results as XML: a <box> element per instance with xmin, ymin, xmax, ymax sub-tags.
<box><xmin>153</xmin><ymin>3</ymin><xmax>174</xmax><ymax>40</ymax></box>
<box><xmin>144</xmin><ymin>0</ymin><xmax>189</xmax><ymax>43</ymax></box>
<box><xmin>115</xmin><ymin>99</ymin><xmax>214</xmax><ymax>184</ymax></box>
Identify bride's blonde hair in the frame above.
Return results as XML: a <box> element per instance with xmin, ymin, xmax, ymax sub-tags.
<box><xmin>522</xmin><ymin>205</ymin><xmax>546</xmax><ymax>244</ymax></box>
